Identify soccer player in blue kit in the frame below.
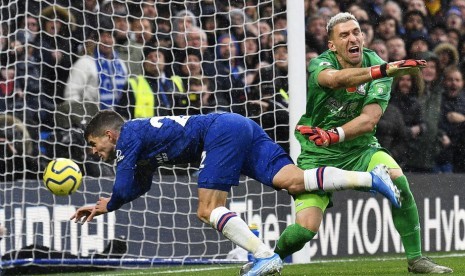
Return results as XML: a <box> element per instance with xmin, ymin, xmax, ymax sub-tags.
<box><xmin>71</xmin><ymin>110</ymin><xmax>400</xmax><ymax>276</ymax></box>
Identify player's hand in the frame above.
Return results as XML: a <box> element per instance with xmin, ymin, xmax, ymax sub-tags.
<box><xmin>296</xmin><ymin>125</ymin><xmax>340</xmax><ymax>147</ymax></box>
<box><xmin>70</xmin><ymin>197</ymin><xmax>110</xmax><ymax>223</ymax></box>
<box><xmin>370</xmin><ymin>59</ymin><xmax>426</xmax><ymax>79</ymax></box>
<box><xmin>89</xmin><ymin>197</ymin><xmax>110</xmax><ymax>220</ymax></box>
<box><xmin>70</xmin><ymin>205</ymin><xmax>94</xmax><ymax>224</ymax></box>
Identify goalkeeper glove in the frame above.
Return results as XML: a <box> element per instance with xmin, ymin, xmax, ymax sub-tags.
<box><xmin>296</xmin><ymin>125</ymin><xmax>344</xmax><ymax>147</ymax></box>
<box><xmin>370</xmin><ymin>59</ymin><xmax>426</xmax><ymax>79</ymax></box>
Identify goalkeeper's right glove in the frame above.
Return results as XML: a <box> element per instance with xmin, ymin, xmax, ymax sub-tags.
<box><xmin>296</xmin><ymin>125</ymin><xmax>342</xmax><ymax>147</ymax></box>
<box><xmin>370</xmin><ymin>59</ymin><xmax>426</xmax><ymax>79</ymax></box>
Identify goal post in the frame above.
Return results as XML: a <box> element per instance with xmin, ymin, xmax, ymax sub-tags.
<box><xmin>0</xmin><ymin>0</ymin><xmax>300</xmax><ymax>271</ymax></box>
<box><xmin>286</xmin><ymin>0</ymin><xmax>311</xmax><ymax>264</ymax></box>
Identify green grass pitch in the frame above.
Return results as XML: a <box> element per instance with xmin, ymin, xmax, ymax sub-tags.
<box><xmin>35</xmin><ymin>252</ymin><xmax>464</xmax><ymax>275</ymax></box>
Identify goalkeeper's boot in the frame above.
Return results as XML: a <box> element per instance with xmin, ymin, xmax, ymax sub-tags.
<box><xmin>240</xmin><ymin>253</ymin><xmax>282</xmax><ymax>276</ymax></box>
<box><xmin>408</xmin><ymin>256</ymin><xmax>453</xmax><ymax>274</ymax></box>
<box><xmin>369</xmin><ymin>164</ymin><xmax>401</xmax><ymax>208</ymax></box>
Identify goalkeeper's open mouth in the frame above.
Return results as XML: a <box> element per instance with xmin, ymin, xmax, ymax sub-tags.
<box><xmin>347</xmin><ymin>45</ymin><xmax>361</xmax><ymax>61</ymax></box>
<box><xmin>348</xmin><ymin>46</ymin><xmax>360</xmax><ymax>55</ymax></box>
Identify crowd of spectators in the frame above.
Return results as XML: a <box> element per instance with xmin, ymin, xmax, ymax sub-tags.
<box><xmin>2</xmin><ymin>0</ymin><xmax>465</xmax><ymax>179</ymax></box>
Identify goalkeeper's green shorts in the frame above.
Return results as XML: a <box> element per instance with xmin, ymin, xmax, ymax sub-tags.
<box><xmin>294</xmin><ymin>150</ymin><xmax>400</xmax><ymax>213</ymax></box>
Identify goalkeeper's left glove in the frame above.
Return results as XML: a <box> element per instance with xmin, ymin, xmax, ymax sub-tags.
<box><xmin>370</xmin><ymin>59</ymin><xmax>426</xmax><ymax>79</ymax></box>
<box><xmin>296</xmin><ymin>125</ymin><xmax>344</xmax><ymax>147</ymax></box>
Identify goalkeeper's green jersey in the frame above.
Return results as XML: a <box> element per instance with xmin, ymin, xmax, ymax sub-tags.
<box><xmin>297</xmin><ymin>48</ymin><xmax>392</xmax><ymax>170</ymax></box>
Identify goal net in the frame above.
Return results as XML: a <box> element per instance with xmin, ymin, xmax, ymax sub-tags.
<box><xmin>0</xmin><ymin>0</ymin><xmax>293</xmax><ymax>271</ymax></box>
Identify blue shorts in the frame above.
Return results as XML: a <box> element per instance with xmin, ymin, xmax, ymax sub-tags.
<box><xmin>197</xmin><ymin>113</ymin><xmax>293</xmax><ymax>191</ymax></box>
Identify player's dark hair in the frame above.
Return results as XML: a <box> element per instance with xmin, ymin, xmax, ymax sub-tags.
<box><xmin>84</xmin><ymin>110</ymin><xmax>125</xmax><ymax>140</ymax></box>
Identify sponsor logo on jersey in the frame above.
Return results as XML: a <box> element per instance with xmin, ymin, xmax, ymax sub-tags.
<box><xmin>376</xmin><ymin>84</ymin><xmax>387</xmax><ymax>95</ymax></box>
<box><xmin>326</xmin><ymin>98</ymin><xmax>360</xmax><ymax>119</ymax></box>
<box><xmin>116</xmin><ymin>150</ymin><xmax>124</xmax><ymax>163</ymax></box>
<box><xmin>319</xmin><ymin>61</ymin><xmax>331</xmax><ymax>67</ymax></box>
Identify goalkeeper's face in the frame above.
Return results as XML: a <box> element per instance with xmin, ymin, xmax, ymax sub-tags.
<box><xmin>328</xmin><ymin>20</ymin><xmax>364</xmax><ymax>67</ymax></box>
<box><xmin>87</xmin><ymin>133</ymin><xmax>117</xmax><ymax>162</ymax></box>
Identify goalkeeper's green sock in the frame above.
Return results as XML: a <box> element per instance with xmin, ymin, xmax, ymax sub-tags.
<box><xmin>391</xmin><ymin>175</ymin><xmax>422</xmax><ymax>260</ymax></box>
<box><xmin>274</xmin><ymin>223</ymin><xmax>316</xmax><ymax>259</ymax></box>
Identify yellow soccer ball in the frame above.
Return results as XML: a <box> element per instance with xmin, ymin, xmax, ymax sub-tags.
<box><xmin>43</xmin><ymin>158</ymin><xmax>82</xmax><ymax>196</ymax></box>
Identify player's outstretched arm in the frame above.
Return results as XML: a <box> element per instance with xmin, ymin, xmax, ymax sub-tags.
<box><xmin>317</xmin><ymin>60</ymin><xmax>426</xmax><ymax>90</ymax></box>
<box><xmin>370</xmin><ymin>59</ymin><xmax>426</xmax><ymax>79</ymax></box>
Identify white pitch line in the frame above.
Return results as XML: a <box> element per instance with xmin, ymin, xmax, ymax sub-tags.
<box><xmin>90</xmin><ymin>265</ymin><xmax>238</xmax><ymax>276</ymax></box>
<box><xmin>84</xmin><ymin>253</ymin><xmax>465</xmax><ymax>275</ymax></box>
<box><xmin>156</xmin><ymin>266</ymin><xmax>238</xmax><ymax>274</ymax></box>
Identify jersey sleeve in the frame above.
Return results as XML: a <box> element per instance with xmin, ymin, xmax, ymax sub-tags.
<box><xmin>363</xmin><ymin>49</ymin><xmax>392</xmax><ymax>112</ymax></box>
<box><xmin>365</xmin><ymin>78</ymin><xmax>392</xmax><ymax>112</ymax></box>
<box><xmin>107</xmin><ymin>130</ymin><xmax>152</xmax><ymax>212</ymax></box>
<box><xmin>308</xmin><ymin>56</ymin><xmax>335</xmax><ymax>89</ymax></box>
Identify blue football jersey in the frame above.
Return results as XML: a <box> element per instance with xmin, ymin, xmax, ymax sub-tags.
<box><xmin>107</xmin><ymin>113</ymin><xmax>292</xmax><ymax>211</ymax></box>
<box><xmin>116</xmin><ymin>114</ymin><xmax>218</xmax><ymax>167</ymax></box>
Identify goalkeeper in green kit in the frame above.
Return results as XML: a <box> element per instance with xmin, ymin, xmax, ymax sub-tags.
<box><xmin>244</xmin><ymin>12</ymin><xmax>452</xmax><ymax>274</ymax></box>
